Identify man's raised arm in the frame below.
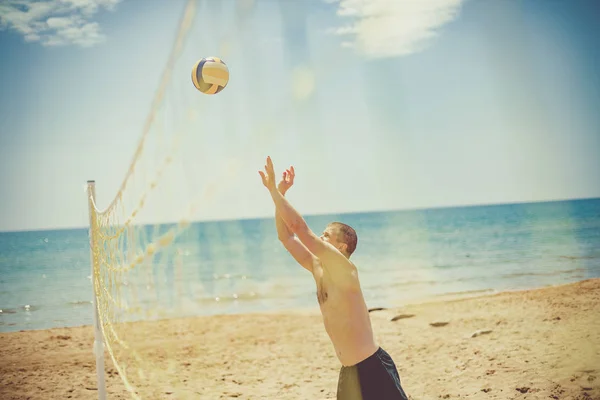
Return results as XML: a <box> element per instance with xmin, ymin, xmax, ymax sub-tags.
<box><xmin>259</xmin><ymin>157</ymin><xmax>344</xmax><ymax>266</ymax></box>
<box><xmin>274</xmin><ymin>168</ymin><xmax>316</xmax><ymax>272</ymax></box>
<box><xmin>270</xmin><ymin>188</ymin><xmax>328</xmax><ymax>256</ymax></box>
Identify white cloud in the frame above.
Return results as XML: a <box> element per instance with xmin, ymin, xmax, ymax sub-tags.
<box><xmin>0</xmin><ymin>0</ymin><xmax>122</xmax><ymax>47</ymax></box>
<box><xmin>328</xmin><ymin>0</ymin><xmax>465</xmax><ymax>58</ymax></box>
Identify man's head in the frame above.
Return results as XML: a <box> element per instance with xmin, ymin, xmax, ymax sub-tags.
<box><xmin>319</xmin><ymin>222</ymin><xmax>358</xmax><ymax>258</ymax></box>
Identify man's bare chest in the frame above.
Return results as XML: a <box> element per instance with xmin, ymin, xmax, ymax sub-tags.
<box><xmin>312</xmin><ymin>262</ymin><xmax>359</xmax><ymax>307</ymax></box>
<box><xmin>315</xmin><ymin>271</ymin><xmax>345</xmax><ymax>307</ymax></box>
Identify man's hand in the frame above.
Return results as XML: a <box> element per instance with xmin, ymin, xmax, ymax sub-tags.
<box><xmin>277</xmin><ymin>166</ymin><xmax>295</xmax><ymax>195</ymax></box>
<box><xmin>258</xmin><ymin>156</ymin><xmax>277</xmax><ymax>192</ymax></box>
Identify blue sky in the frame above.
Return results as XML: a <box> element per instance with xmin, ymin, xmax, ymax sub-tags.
<box><xmin>0</xmin><ymin>0</ymin><xmax>599</xmax><ymax>232</ymax></box>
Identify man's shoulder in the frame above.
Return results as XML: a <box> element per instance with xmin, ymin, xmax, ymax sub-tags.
<box><xmin>322</xmin><ymin>256</ymin><xmax>358</xmax><ymax>280</ymax></box>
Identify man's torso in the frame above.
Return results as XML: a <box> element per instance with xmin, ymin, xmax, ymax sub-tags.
<box><xmin>312</xmin><ymin>260</ymin><xmax>378</xmax><ymax>367</ymax></box>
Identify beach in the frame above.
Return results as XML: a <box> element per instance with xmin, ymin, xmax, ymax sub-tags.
<box><xmin>1</xmin><ymin>278</ymin><xmax>598</xmax><ymax>399</ymax></box>
<box><xmin>2</xmin><ymin>0</ymin><xmax>599</xmax><ymax>397</ymax></box>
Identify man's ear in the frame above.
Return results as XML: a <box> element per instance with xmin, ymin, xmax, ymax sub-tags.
<box><xmin>338</xmin><ymin>243</ymin><xmax>348</xmax><ymax>255</ymax></box>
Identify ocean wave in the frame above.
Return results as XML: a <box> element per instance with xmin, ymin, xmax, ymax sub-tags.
<box><xmin>194</xmin><ymin>291</ymin><xmax>265</xmax><ymax>304</ymax></box>
<box><xmin>386</xmin><ymin>279</ymin><xmax>440</xmax><ymax>288</ymax></box>
<box><xmin>431</xmin><ymin>288</ymin><xmax>496</xmax><ymax>297</ymax></box>
<box><xmin>558</xmin><ymin>254</ymin><xmax>599</xmax><ymax>261</ymax></box>
<box><xmin>0</xmin><ymin>304</ymin><xmax>39</xmax><ymax>314</ymax></box>
<box><xmin>367</xmin><ymin>267</ymin><xmax>590</xmax><ymax>291</ymax></box>
<box><xmin>68</xmin><ymin>300</ymin><xmax>93</xmax><ymax>306</ymax></box>
<box><xmin>501</xmin><ymin>267</ymin><xmax>587</xmax><ymax>278</ymax></box>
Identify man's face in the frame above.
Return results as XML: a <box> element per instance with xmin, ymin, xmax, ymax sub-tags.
<box><xmin>320</xmin><ymin>225</ymin><xmax>345</xmax><ymax>253</ymax></box>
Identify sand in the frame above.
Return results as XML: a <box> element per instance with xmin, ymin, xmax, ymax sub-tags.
<box><xmin>1</xmin><ymin>278</ymin><xmax>599</xmax><ymax>400</ymax></box>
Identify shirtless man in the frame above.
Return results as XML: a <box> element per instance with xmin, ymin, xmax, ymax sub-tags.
<box><xmin>259</xmin><ymin>156</ymin><xmax>409</xmax><ymax>400</ymax></box>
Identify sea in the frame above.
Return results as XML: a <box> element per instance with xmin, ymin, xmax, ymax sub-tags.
<box><xmin>1</xmin><ymin>198</ymin><xmax>599</xmax><ymax>334</ymax></box>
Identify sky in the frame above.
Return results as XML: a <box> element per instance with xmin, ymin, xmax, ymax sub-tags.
<box><xmin>0</xmin><ymin>0</ymin><xmax>599</xmax><ymax>232</ymax></box>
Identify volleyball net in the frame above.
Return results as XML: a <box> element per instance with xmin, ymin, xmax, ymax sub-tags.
<box><xmin>85</xmin><ymin>0</ymin><xmax>344</xmax><ymax>398</ymax></box>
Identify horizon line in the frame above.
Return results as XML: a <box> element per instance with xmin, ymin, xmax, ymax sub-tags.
<box><xmin>1</xmin><ymin>195</ymin><xmax>598</xmax><ymax>234</ymax></box>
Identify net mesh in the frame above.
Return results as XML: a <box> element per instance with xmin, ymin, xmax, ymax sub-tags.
<box><xmin>86</xmin><ymin>0</ymin><xmax>328</xmax><ymax>397</ymax></box>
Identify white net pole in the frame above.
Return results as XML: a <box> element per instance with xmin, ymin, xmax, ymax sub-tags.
<box><xmin>87</xmin><ymin>180</ymin><xmax>107</xmax><ymax>400</ymax></box>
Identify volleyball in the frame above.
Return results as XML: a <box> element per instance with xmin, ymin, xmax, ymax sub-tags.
<box><xmin>191</xmin><ymin>57</ymin><xmax>229</xmax><ymax>95</ymax></box>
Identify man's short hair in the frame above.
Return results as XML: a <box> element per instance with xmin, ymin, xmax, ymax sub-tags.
<box><xmin>328</xmin><ymin>222</ymin><xmax>358</xmax><ymax>256</ymax></box>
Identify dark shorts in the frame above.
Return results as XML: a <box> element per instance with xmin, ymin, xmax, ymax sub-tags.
<box><xmin>337</xmin><ymin>347</ymin><xmax>409</xmax><ymax>400</ymax></box>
